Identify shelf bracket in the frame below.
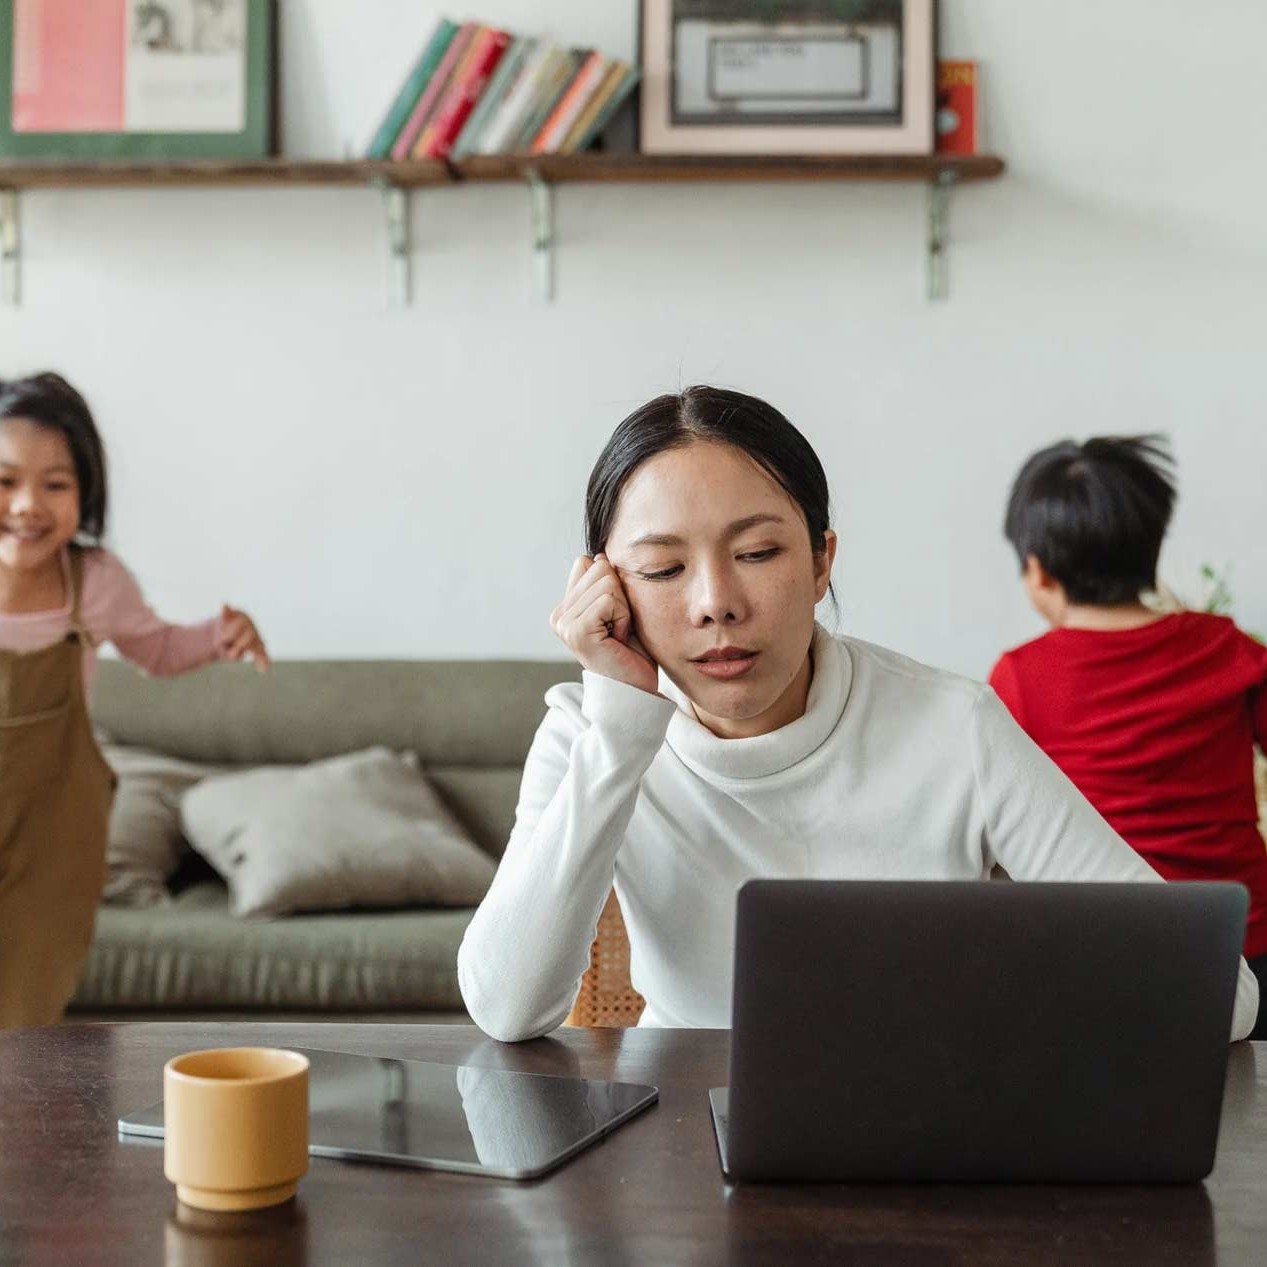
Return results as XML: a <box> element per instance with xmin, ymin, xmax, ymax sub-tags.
<box><xmin>526</xmin><ymin>169</ymin><xmax>555</xmax><ymax>303</ymax></box>
<box><xmin>376</xmin><ymin>181</ymin><xmax>411</xmax><ymax>308</ymax></box>
<box><xmin>926</xmin><ymin>171</ymin><xmax>957</xmax><ymax>301</ymax></box>
<box><xmin>1</xmin><ymin>189</ymin><xmax>19</xmax><ymax>307</ymax></box>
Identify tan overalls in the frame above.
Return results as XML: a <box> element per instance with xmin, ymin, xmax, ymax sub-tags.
<box><xmin>0</xmin><ymin>549</ymin><xmax>114</xmax><ymax>1027</ymax></box>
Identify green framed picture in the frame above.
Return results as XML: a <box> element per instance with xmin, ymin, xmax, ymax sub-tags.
<box><xmin>0</xmin><ymin>0</ymin><xmax>275</xmax><ymax>160</ymax></box>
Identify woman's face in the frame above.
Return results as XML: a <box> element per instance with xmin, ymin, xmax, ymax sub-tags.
<box><xmin>605</xmin><ymin>440</ymin><xmax>836</xmax><ymax>739</ymax></box>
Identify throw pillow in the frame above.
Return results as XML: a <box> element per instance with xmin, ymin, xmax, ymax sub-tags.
<box><xmin>100</xmin><ymin>743</ymin><xmax>228</xmax><ymax>907</ymax></box>
<box><xmin>180</xmin><ymin>747</ymin><xmax>496</xmax><ymax>918</ymax></box>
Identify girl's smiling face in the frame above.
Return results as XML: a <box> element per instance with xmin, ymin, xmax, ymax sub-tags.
<box><xmin>604</xmin><ymin>440</ymin><xmax>836</xmax><ymax>739</ymax></box>
<box><xmin>0</xmin><ymin>418</ymin><xmax>82</xmax><ymax>575</ymax></box>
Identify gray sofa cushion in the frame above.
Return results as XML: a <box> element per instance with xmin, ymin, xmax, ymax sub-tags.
<box><xmin>424</xmin><ymin>767</ymin><xmax>527</xmax><ymax>862</ymax></box>
<box><xmin>73</xmin><ymin>881</ymin><xmax>475</xmax><ymax>1011</ymax></box>
<box><xmin>100</xmin><ymin>743</ymin><xmax>227</xmax><ymax>907</ymax></box>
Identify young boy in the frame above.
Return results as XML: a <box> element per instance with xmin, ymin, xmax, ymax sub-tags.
<box><xmin>989</xmin><ymin>435</ymin><xmax>1267</xmax><ymax>1038</ymax></box>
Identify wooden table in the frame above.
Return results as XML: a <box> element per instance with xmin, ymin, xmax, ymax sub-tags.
<box><xmin>0</xmin><ymin>1023</ymin><xmax>1263</xmax><ymax>1266</ymax></box>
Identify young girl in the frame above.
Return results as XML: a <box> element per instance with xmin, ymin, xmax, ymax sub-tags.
<box><xmin>0</xmin><ymin>372</ymin><xmax>268</xmax><ymax>1028</ymax></box>
<box><xmin>457</xmin><ymin>386</ymin><xmax>1259</xmax><ymax>1043</ymax></box>
<box><xmin>990</xmin><ymin>434</ymin><xmax>1267</xmax><ymax>1039</ymax></box>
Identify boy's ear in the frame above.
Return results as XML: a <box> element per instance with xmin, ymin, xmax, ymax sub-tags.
<box><xmin>1022</xmin><ymin>555</ymin><xmax>1070</xmax><ymax>616</ymax></box>
<box><xmin>1022</xmin><ymin>554</ymin><xmax>1059</xmax><ymax>593</ymax></box>
<box><xmin>1021</xmin><ymin>555</ymin><xmax>1067</xmax><ymax>626</ymax></box>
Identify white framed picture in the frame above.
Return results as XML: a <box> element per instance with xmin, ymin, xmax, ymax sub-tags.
<box><xmin>638</xmin><ymin>0</ymin><xmax>935</xmax><ymax>155</ymax></box>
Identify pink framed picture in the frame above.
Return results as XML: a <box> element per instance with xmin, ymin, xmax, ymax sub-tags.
<box><xmin>638</xmin><ymin>0</ymin><xmax>936</xmax><ymax>156</ymax></box>
<box><xmin>2</xmin><ymin>0</ymin><xmax>274</xmax><ymax>159</ymax></box>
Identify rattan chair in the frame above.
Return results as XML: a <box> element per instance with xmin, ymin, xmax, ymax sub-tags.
<box><xmin>564</xmin><ymin>890</ymin><xmax>646</xmax><ymax>1028</ymax></box>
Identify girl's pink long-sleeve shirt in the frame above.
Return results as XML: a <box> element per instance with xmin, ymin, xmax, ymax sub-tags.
<box><xmin>0</xmin><ymin>547</ymin><xmax>222</xmax><ymax>687</ymax></box>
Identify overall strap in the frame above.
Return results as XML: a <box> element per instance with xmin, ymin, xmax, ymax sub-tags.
<box><xmin>66</xmin><ymin>547</ymin><xmax>95</xmax><ymax>648</ymax></box>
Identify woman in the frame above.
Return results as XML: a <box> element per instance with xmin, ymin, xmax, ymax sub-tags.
<box><xmin>457</xmin><ymin>387</ymin><xmax>1259</xmax><ymax>1042</ymax></box>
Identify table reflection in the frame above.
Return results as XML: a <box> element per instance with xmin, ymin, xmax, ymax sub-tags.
<box><xmin>165</xmin><ymin>1199</ymin><xmax>307</xmax><ymax>1267</ymax></box>
<box><xmin>721</xmin><ymin>1176</ymin><xmax>1215</xmax><ymax>1265</ymax></box>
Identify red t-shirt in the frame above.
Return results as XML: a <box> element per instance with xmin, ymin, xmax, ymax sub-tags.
<box><xmin>989</xmin><ymin>613</ymin><xmax>1267</xmax><ymax>958</ymax></box>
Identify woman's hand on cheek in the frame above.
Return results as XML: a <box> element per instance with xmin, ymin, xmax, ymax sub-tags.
<box><xmin>550</xmin><ymin>554</ymin><xmax>661</xmax><ymax>696</ymax></box>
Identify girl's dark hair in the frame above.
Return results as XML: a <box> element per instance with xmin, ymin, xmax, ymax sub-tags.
<box><xmin>1003</xmin><ymin>434</ymin><xmax>1176</xmax><ymax>605</ymax></box>
<box><xmin>586</xmin><ymin>384</ymin><xmax>833</xmax><ymax>575</ymax></box>
<box><xmin>0</xmin><ymin>372</ymin><xmax>109</xmax><ymax>541</ymax></box>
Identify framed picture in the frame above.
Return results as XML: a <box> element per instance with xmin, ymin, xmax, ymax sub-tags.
<box><xmin>0</xmin><ymin>0</ymin><xmax>275</xmax><ymax>160</ymax></box>
<box><xmin>638</xmin><ymin>0</ymin><xmax>935</xmax><ymax>155</ymax></box>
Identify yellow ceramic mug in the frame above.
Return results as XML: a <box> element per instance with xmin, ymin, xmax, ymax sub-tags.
<box><xmin>163</xmin><ymin>1048</ymin><xmax>310</xmax><ymax>1212</ymax></box>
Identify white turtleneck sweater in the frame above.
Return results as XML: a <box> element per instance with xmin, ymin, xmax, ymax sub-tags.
<box><xmin>458</xmin><ymin>628</ymin><xmax>1259</xmax><ymax>1042</ymax></box>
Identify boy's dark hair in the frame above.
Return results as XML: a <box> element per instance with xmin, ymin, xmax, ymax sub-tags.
<box><xmin>586</xmin><ymin>385</ymin><xmax>834</xmax><ymax>600</ymax></box>
<box><xmin>1003</xmin><ymin>434</ymin><xmax>1176</xmax><ymax>606</ymax></box>
<box><xmin>0</xmin><ymin>372</ymin><xmax>109</xmax><ymax>541</ymax></box>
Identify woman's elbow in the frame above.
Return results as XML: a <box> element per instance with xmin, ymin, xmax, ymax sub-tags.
<box><xmin>470</xmin><ymin>1009</ymin><xmax>560</xmax><ymax>1045</ymax></box>
<box><xmin>457</xmin><ymin>950</ymin><xmax>570</xmax><ymax>1044</ymax></box>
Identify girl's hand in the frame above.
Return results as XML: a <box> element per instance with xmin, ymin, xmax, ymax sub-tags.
<box><xmin>218</xmin><ymin>604</ymin><xmax>271</xmax><ymax>672</ymax></box>
<box><xmin>550</xmin><ymin>554</ymin><xmax>659</xmax><ymax>695</ymax></box>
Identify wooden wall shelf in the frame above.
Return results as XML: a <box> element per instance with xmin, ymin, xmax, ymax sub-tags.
<box><xmin>0</xmin><ymin>159</ymin><xmax>451</xmax><ymax>190</ymax></box>
<box><xmin>0</xmin><ymin>153</ymin><xmax>1002</xmax><ymax>189</ymax></box>
<box><xmin>0</xmin><ymin>153</ymin><xmax>1005</xmax><ymax>304</ymax></box>
<box><xmin>459</xmin><ymin>152</ymin><xmax>1003</xmax><ymax>185</ymax></box>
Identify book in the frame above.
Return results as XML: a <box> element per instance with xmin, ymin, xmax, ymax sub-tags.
<box><xmin>475</xmin><ymin>42</ymin><xmax>564</xmax><ymax>155</ymax></box>
<box><xmin>416</xmin><ymin>27</ymin><xmax>512</xmax><ymax>159</ymax></box>
<box><xmin>365</xmin><ymin>18</ymin><xmax>458</xmax><ymax>160</ymax></box>
<box><xmin>411</xmin><ymin>26</ymin><xmax>489</xmax><ymax>159</ymax></box>
<box><xmin>390</xmin><ymin>21</ymin><xmax>477</xmax><ymax>161</ymax></box>
<box><xmin>558</xmin><ymin>60</ymin><xmax>627</xmax><ymax>154</ymax></box>
<box><xmin>529</xmin><ymin>51</ymin><xmax>610</xmax><ymax>155</ymax></box>
<box><xmin>935</xmin><ymin>60</ymin><xmax>979</xmax><ymax>155</ymax></box>
<box><xmin>570</xmin><ymin>66</ymin><xmax>641</xmax><ymax>153</ymax></box>
<box><xmin>510</xmin><ymin>49</ymin><xmax>584</xmax><ymax>153</ymax></box>
<box><xmin>450</xmin><ymin>36</ymin><xmax>535</xmax><ymax>159</ymax></box>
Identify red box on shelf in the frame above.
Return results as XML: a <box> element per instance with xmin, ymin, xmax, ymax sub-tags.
<box><xmin>935</xmin><ymin>60</ymin><xmax>979</xmax><ymax>155</ymax></box>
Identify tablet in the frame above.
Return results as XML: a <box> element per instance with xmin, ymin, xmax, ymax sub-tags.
<box><xmin>118</xmin><ymin>1045</ymin><xmax>658</xmax><ymax>1180</ymax></box>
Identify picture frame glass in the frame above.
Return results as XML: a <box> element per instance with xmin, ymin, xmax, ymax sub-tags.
<box><xmin>670</xmin><ymin>0</ymin><xmax>906</xmax><ymax>128</ymax></box>
<box><xmin>0</xmin><ymin>0</ymin><xmax>273</xmax><ymax>158</ymax></box>
<box><xmin>14</xmin><ymin>0</ymin><xmax>249</xmax><ymax>135</ymax></box>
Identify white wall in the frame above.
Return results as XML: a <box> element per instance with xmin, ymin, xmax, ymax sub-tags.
<box><xmin>3</xmin><ymin>0</ymin><xmax>1265</xmax><ymax>675</ymax></box>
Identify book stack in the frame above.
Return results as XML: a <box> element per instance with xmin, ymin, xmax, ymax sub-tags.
<box><xmin>366</xmin><ymin>18</ymin><xmax>641</xmax><ymax>161</ymax></box>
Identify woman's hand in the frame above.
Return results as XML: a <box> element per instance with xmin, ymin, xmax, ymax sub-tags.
<box><xmin>218</xmin><ymin>604</ymin><xmax>271</xmax><ymax>672</ymax></box>
<box><xmin>550</xmin><ymin>554</ymin><xmax>659</xmax><ymax>695</ymax></box>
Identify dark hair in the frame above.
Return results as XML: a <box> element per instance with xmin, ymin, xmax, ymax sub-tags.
<box><xmin>586</xmin><ymin>386</ymin><xmax>832</xmax><ymax>568</ymax></box>
<box><xmin>1003</xmin><ymin>434</ymin><xmax>1176</xmax><ymax>605</ymax></box>
<box><xmin>0</xmin><ymin>371</ymin><xmax>109</xmax><ymax>541</ymax></box>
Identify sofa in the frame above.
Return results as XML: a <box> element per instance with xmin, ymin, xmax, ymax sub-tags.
<box><xmin>70</xmin><ymin>658</ymin><xmax>579</xmax><ymax>1017</ymax></box>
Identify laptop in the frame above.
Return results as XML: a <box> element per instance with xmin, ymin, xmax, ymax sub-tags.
<box><xmin>710</xmin><ymin>879</ymin><xmax>1247</xmax><ymax>1183</ymax></box>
